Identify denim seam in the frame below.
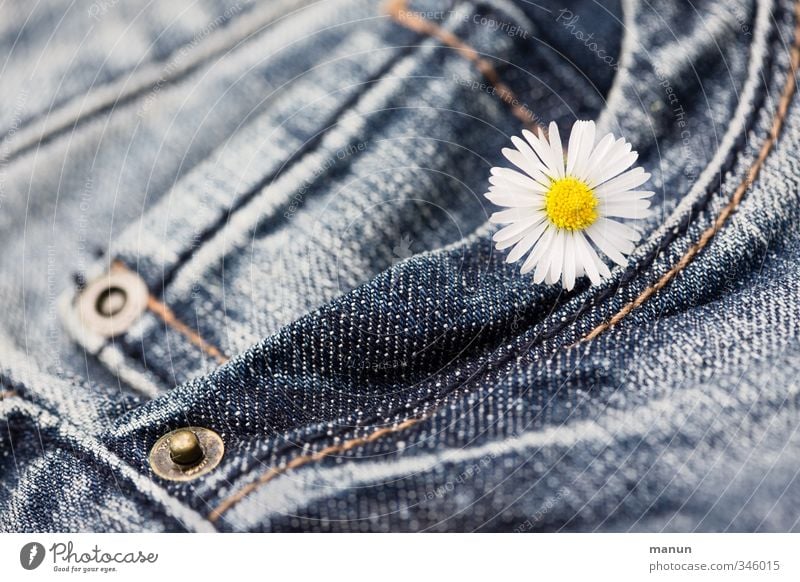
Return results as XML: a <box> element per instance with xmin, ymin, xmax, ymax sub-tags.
<box><xmin>580</xmin><ymin>0</ymin><xmax>800</xmax><ymax>342</ymax></box>
<box><xmin>208</xmin><ymin>416</ymin><xmax>422</xmax><ymax>522</ymax></box>
<box><xmin>386</xmin><ymin>0</ymin><xmax>543</xmax><ymax>132</ymax></box>
<box><xmin>206</xmin><ymin>0</ymin><xmax>795</xmax><ymax>523</ymax></box>
<box><xmin>145</xmin><ymin>296</ymin><xmax>230</xmax><ymax>364</ymax></box>
<box><xmin>156</xmin><ymin>42</ymin><xmax>424</xmax><ymax>294</ymax></box>
<box><xmin>109</xmin><ymin>260</ymin><xmax>229</xmax><ymax>368</ymax></box>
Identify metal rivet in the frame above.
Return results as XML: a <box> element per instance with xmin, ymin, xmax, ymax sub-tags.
<box><xmin>149</xmin><ymin>427</ymin><xmax>224</xmax><ymax>482</ymax></box>
<box><xmin>169</xmin><ymin>429</ymin><xmax>203</xmax><ymax>465</ymax></box>
<box><xmin>76</xmin><ymin>270</ymin><xmax>148</xmax><ymax>337</ymax></box>
<box><xmin>96</xmin><ymin>286</ymin><xmax>127</xmax><ymax>317</ymax></box>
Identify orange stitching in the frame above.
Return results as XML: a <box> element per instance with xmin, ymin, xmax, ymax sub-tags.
<box><xmin>208</xmin><ymin>416</ymin><xmax>421</xmax><ymax>522</ymax></box>
<box><xmin>111</xmin><ymin>261</ymin><xmax>229</xmax><ymax>364</ymax></box>
<box><xmin>386</xmin><ymin>0</ymin><xmax>543</xmax><ymax>132</ymax></box>
<box><xmin>582</xmin><ymin>2</ymin><xmax>800</xmax><ymax>342</ymax></box>
<box><xmin>0</xmin><ymin>390</ymin><xmax>17</xmax><ymax>401</ymax></box>
<box><xmin>145</xmin><ymin>297</ymin><xmax>229</xmax><ymax>364</ymax></box>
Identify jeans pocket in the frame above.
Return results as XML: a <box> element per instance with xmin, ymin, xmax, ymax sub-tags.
<box><xmin>61</xmin><ymin>0</ymin><xmax>608</xmax><ymax>395</ymax></box>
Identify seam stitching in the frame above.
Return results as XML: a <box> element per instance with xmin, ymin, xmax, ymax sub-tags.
<box><xmin>386</xmin><ymin>0</ymin><xmax>542</xmax><ymax>132</ymax></box>
<box><xmin>112</xmin><ymin>261</ymin><xmax>229</xmax><ymax>364</ymax></box>
<box><xmin>208</xmin><ymin>417</ymin><xmax>420</xmax><ymax>522</ymax></box>
<box><xmin>145</xmin><ymin>296</ymin><xmax>229</xmax><ymax>364</ymax></box>
<box><xmin>581</xmin><ymin>0</ymin><xmax>800</xmax><ymax>342</ymax></box>
<box><xmin>207</xmin><ymin>0</ymin><xmax>800</xmax><ymax>524</ymax></box>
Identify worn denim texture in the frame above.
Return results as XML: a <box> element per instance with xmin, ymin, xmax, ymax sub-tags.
<box><xmin>1</xmin><ymin>0</ymin><xmax>800</xmax><ymax>532</ymax></box>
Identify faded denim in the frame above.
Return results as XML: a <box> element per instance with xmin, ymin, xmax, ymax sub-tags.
<box><xmin>1</xmin><ymin>0</ymin><xmax>800</xmax><ymax>532</ymax></box>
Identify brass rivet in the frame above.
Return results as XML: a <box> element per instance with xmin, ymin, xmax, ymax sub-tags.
<box><xmin>149</xmin><ymin>427</ymin><xmax>224</xmax><ymax>481</ymax></box>
<box><xmin>169</xmin><ymin>429</ymin><xmax>203</xmax><ymax>466</ymax></box>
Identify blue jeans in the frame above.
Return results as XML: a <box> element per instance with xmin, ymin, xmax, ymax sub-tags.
<box><xmin>1</xmin><ymin>0</ymin><xmax>800</xmax><ymax>532</ymax></box>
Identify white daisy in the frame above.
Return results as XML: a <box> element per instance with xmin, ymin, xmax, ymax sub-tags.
<box><xmin>486</xmin><ymin>119</ymin><xmax>653</xmax><ymax>290</ymax></box>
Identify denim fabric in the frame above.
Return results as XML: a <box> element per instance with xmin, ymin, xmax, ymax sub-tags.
<box><xmin>1</xmin><ymin>0</ymin><xmax>800</xmax><ymax>532</ymax></box>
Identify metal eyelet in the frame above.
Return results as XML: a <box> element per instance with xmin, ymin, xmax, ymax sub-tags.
<box><xmin>149</xmin><ymin>427</ymin><xmax>225</xmax><ymax>482</ymax></box>
<box><xmin>76</xmin><ymin>270</ymin><xmax>149</xmax><ymax>337</ymax></box>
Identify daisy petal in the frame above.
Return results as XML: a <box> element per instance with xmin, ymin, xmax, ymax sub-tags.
<box><xmin>488</xmin><ymin>182</ymin><xmax>546</xmax><ymax>198</ymax></box>
<box><xmin>546</xmin><ymin>121</ymin><xmax>565</xmax><ymax>178</ymax></box>
<box><xmin>591</xmin><ymin>220</ymin><xmax>636</xmax><ymax>254</ymax></box>
<box><xmin>600</xmin><ymin>200</ymin><xmax>652</xmax><ymax>219</ymax></box>
<box><xmin>591</xmin><ymin>247</ymin><xmax>613</xmax><ymax>279</ymax></box>
<box><xmin>594</xmin><ymin>167</ymin><xmax>651</xmax><ymax>196</ymax></box>
<box><xmin>566</xmin><ymin>121</ymin><xmax>586</xmax><ymax>176</ymax></box>
<box><xmin>510</xmin><ymin>136</ymin><xmax>552</xmax><ymax>184</ymax></box>
<box><xmin>571</xmin><ymin>121</ymin><xmax>596</xmax><ymax>180</ymax></box>
<box><xmin>573</xmin><ymin>232</ymin><xmax>603</xmax><ymax>285</ymax></box>
<box><xmin>586</xmin><ymin>224</ymin><xmax>629</xmax><ymax>266</ymax></box>
<box><xmin>533</xmin><ymin>251</ymin><xmax>551</xmax><ymax>284</ymax></box>
<box><xmin>489</xmin><ymin>207</ymin><xmax>544</xmax><ymax>225</ymax></box>
<box><xmin>495</xmin><ymin>229</ymin><xmax>528</xmax><ymax>250</ymax></box>
<box><xmin>547</xmin><ymin>230</ymin><xmax>566</xmax><ymax>285</ymax></box>
<box><xmin>502</xmin><ymin>147</ymin><xmax>550</xmax><ymax>188</ymax></box>
<box><xmin>596</xmin><ymin>217</ymin><xmax>642</xmax><ymax>242</ymax></box>
<box><xmin>493</xmin><ymin>215</ymin><xmax>546</xmax><ymax>242</ymax></box>
<box><xmin>505</xmin><ymin>219</ymin><xmax>549</xmax><ymax>263</ymax></box>
<box><xmin>583</xmin><ymin>133</ymin><xmax>615</xmax><ymax>184</ymax></box>
<box><xmin>490</xmin><ymin>167</ymin><xmax>547</xmax><ymax>192</ymax></box>
<box><xmin>563</xmin><ymin>232</ymin><xmax>577</xmax><ymax>291</ymax></box>
<box><xmin>522</xmin><ymin>129</ymin><xmax>560</xmax><ymax>180</ymax></box>
<box><xmin>586</xmin><ymin>138</ymin><xmax>630</xmax><ymax>185</ymax></box>
<box><xmin>591</xmin><ymin>150</ymin><xmax>639</xmax><ymax>186</ymax></box>
<box><xmin>485</xmin><ymin>191</ymin><xmax>545</xmax><ymax>208</ymax></box>
<box><xmin>600</xmin><ymin>189</ymin><xmax>655</xmax><ymax>203</ymax></box>
<box><xmin>521</xmin><ymin>227</ymin><xmax>555</xmax><ymax>275</ymax></box>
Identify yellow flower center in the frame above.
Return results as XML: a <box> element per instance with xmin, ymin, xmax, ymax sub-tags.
<box><xmin>545</xmin><ymin>176</ymin><xmax>598</xmax><ymax>231</ymax></box>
